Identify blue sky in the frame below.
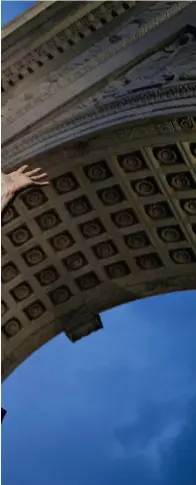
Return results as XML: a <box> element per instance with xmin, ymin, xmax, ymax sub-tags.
<box><xmin>2</xmin><ymin>292</ymin><xmax>196</xmax><ymax>485</ymax></box>
<box><xmin>2</xmin><ymin>3</ymin><xmax>196</xmax><ymax>485</ymax></box>
<box><xmin>1</xmin><ymin>1</ymin><xmax>36</xmax><ymax>25</ymax></box>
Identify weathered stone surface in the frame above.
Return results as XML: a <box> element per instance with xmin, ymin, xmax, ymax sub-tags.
<box><xmin>1</xmin><ymin>1</ymin><xmax>196</xmax><ymax>380</ymax></box>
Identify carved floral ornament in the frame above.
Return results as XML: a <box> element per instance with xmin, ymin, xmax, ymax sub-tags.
<box><xmin>84</xmin><ymin>161</ymin><xmax>112</xmax><ymax>181</ymax></box>
<box><xmin>158</xmin><ymin>226</ymin><xmax>184</xmax><ymax>243</ymax></box>
<box><xmin>36</xmin><ymin>266</ymin><xmax>59</xmax><ymax>286</ymax></box>
<box><xmin>2</xmin><ymin>1</ymin><xmax>190</xmax><ymax>119</ymax></box>
<box><xmin>132</xmin><ymin>178</ymin><xmax>159</xmax><ymax>197</ymax></box>
<box><xmin>182</xmin><ymin>199</ymin><xmax>196</xmax><ymax>215</ymax></box>
<box><xmin>50</xmin><ymin>231</ymin><xmax>75</xmax><ymax>252</ymax></box>
<box><xmin>118</xmin><ymin>152</ymin><xmax>146</xmax><ymax>172</ymax></box>
<box><xmin>3</xmin><ymin>319</ymin><xmax>21</xmax><ymax>338</ymax></box>
<box><xmin>2</xmin><ymin>8</ymin><xmax>196</xmax><ymax>380</ymax></box>
<box><xmin>2</xmin><ymin>263</ymin><xmax>19</xmax><ymax>283</ymax></box>
<box><xmin>63</xmin><ymin>252</ymin><xmax>87</xmax><ymax>272</ymax></box>
<box><xmin>168</xmin><ymin>172</ymin><xmax>195</xmax><ymax>191</ymax></box>
<box><xmin>49</xmin><ymin>285</ymin><xmax>71</xmax><ymax>305</ymax></box>
<box><xmin>2</xmin><ymin>1</ymin><xmax>135</xmax><ymax>94</ymax></box>
<box><xmin>8</xmin><ymin>225</ymin><xmax>32</xmax><ymax>247</ymax></box>
<box><xmin>11</xmin><ymin>283</ymin><xmax>32</xmax><ymax>302</ymax></box>
<box><xmin>1</xmin><ymin>1</ymin><xmax>196</xmax><ymax>169</ymax></box>
<box><xmin>23</xmin><ymin>246</ymin><xmax>46</xmax><ymax>266</ymax></box>
<box><xmin>125</xmin><ymin>231</ymin><xmax>150</xmax><ymax>249</ymax></box>
<box><xmin>170</xmin><ymin>248</ymin><xmax>195</xmax><ymax>264</ymax></box>
<box><xmin>24</xmin><ymin>300</ymin><xmax>45</xmax><ymax>320</ymax></box>
<box><xmin>93</xmin><ymin>240</ymin><xmax>117</xmax><ymax>260</ymax></box>
<box><xmin>153</xmin><ymin>146</ymin><xmax>178</xmax><ymax>164</ymax></box>
<box><xmin>21</xmin><ymin>188</ymin><xmax>48</xmax><ymax>209</ymax></box>
<box><xmin>2</xmin><ymin>115</ymin><xmax>196</xmax><ymax>169</ymax></box>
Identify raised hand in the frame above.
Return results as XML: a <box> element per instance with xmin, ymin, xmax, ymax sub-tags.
<box><xmin>8</xmin><ymin>165</ymin><xmax>49</xmax><ymax>192</ymax></box>
<box><xmin>1</xmin><ymin>165</ymin><xmax>49</xmax><ymax>212</ymax></box>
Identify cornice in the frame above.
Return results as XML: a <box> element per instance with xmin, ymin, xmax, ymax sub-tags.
<box><xmin>2</xmin><ymin>114</ymin><xmax>196</xmax><ymax>171</ymax></box>
<box><xmin>2</xmin><ymin>0</ymin><xmax>194</xmax><ymax>148</ymax></box>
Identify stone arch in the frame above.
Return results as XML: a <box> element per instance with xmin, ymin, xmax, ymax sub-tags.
<box><xmin>2</xmin><ymin>1</ymin><xmax>196</xmax><ymax>379</ymax></box>
<box><xmin>2</xmin><ymin>117</ymin><xmax>196</xmax><ymax>380</ymax></box>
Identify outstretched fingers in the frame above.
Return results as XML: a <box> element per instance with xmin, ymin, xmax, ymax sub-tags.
<box><xmin>18</xmin><ymin>165</ymin><xmax>29</xmax><ymax>173</ymax></box>
<box><xmin>31</xmin><ymin>172</ymin><xmax>49</xmax><ymax>186</ymax></box>
<box><xmin>31</xmin><ymin>172</ymin><xmax>48</xmax><ymax>181</ymax></box>
<box><xmin>16</xmin><ymin>165</ymin><xmax>49</xmax><ymax>186</ymax></box>
<box><xmin>34</xmin><ymin>180</ymin><xmax>50</xmax><ymax>186</ymax></box>
<box><xmin>26</xmin><ymin>167</ymin><xmax>43</xmax><ymax>177</ymax></box>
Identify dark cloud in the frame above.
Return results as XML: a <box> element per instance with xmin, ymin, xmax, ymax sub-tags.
<box><xmin>114</xmin><ymin>400</ymin><xmax>185</xmax><ymax>452</ymax></box>
<box><xmin>159</xmin><ymin>397</ymin><xmax>196</xmax><ymax>485</ymax></box>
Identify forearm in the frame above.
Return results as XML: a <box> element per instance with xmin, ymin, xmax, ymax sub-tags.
<box><xmin>1</xmin><ymin>191</ymin><xmax>14</xmax><ymax>212</ymax></box>
<box><xmin>1</xmin><ymin>172</ymin><xmax>15</xmax><ymax>212</ymax></box>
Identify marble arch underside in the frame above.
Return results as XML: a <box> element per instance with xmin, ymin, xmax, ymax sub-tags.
<box><xmin>1</xmin><ymin>1</ymin><xmax>196</xmax><ymax>380</ymax></box>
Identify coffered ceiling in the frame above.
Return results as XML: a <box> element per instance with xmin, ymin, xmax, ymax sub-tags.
<box><xmin>1</xmin><ymin>1</ymin><xmax>196</xmax><ymax>379</ymax></box>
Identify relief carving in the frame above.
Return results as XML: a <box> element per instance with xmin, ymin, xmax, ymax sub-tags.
<box><xmin>2</xmin><ymin>2</ymin><xmax>189</xmax><ymax>129</ymax></box>
<box><xmin>2</xmin><ymin>1</ymin><xmax>196</xmax><ymax>381</ymax></box>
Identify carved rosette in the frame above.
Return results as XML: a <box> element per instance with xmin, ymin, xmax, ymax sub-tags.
<box><xmin>76</xmin><ymin>272</ymin><xmax>100</xmax><ymax>290</ymax></box>
<box><xmin>181</xmin><ymin>199</ymin><xmax>196</xmax><ymax>216</ymax></box>
<box><xmin>2</xmin><ymin>263</ymin><xmax>19</xmax><ymax>283</ymax></box>
<box><xmin>11</xmin><ymin>282</ymin><xmax>32</xmax><ymax>301</ymax></box>
<box><xmin>49</xmin><ymin>231</ymin><xmax>75</xmax><ymax>252</ymax></box>
<box><xmin>98</xmin><ymin>185</ymin><xmax>125</xmax><ymax>206</ymax></box>
<box><xmin>84</xmin><ymin>161</ymin><xmax>112</xmax><ymax>181</ymax></box>
<box><xmin>131</xmin><ymin>178</ymin><xmax>159</xmax><ymax>197</ymax></box>
<box><xmin>158</xmin><ymin>226</ymin><xmax>184</xmax><ymax>243</ymax></box>
<box><xmin>145</xmin><ymin>202</ymin><xmax>172</xmax><ymax>220</ymax></box>
<box><xmin>170</xmin><ymin>248</ymin><xmax>195</xmax><ymax>264</ymax></box>
<box><xmin>112</xmin><ymin>209</ymin><xmax>137</xmax><ymax>228</ymax></box>
<box><xmin>36</xmin><ymin>266</ymin><xmax>59</xmax><ymax>286</ymax></box>
<box><xmin>25</xmin><ymin>300</ymin><xmax>45</xmax><ymax>320</ymax></box>
<box><xmin>21</xmin><ymin>188</ymin><xmax>48</xmax><ymax>209</ymax></box>
<box><xmin>153</xmin><ymin>145</ymin><xmax>178</xmax><ymax>164</ymax></box>
<box><xmin>8</xmin><ymin>225</ymin><xmax>32</xmax><ymax>247</ymax></box>
<box><xmin>63</xmin><ymin>252</ymin><xmax>87</xmax><ymax>271</ymax></box>
<box><xmin>52</xmin><ymin>172</ymin><xmax>79</xmax><ymax>194</ymax></box>
<box><xmin>167</xmin><ymin>173</ymin><xmax>194</xmax><ymax>191</ymax></box>
<box><xmin>66</xmin><ymin>196</ymin><xmax>92</xmax><ymax>217</ymax></box>
<box><xmin>118</xmin><ymin>151</ymin><xmax>146</xmax><ymax>172</ymax></box>
<box><xmin>93</xmin><ymin>240</ymin><xmax>117</xmax><ymax>260</ymax></box>
<box><xmin>106</xmin><ymin>261</ymin><xmax>130</xmax><ymax>279</ymax></box>
<box><xmin>23</xmin><ymin>246</ymin><xmax>46</xmax><ymax>266</ymax></box>
<box><xmin>3</xmin><ymin>318</ymin><xmax>21</xmax><ymax>338</ymax></box>
<box><xmin>49</xmin><ymin>285</ymin><xmax>71</xmax><ymax>305</ymax></box>
<box><xmin>36</xmin><ymin>210</ymin><xmax>61</xmax><ymax>231</ymax></box>
<box><xmin>80</xmin><ymin>219</ymin><xmax>105</xmax><ymax>239</ymax></box>
<box><xmin>136</xmin><ymin>253</ymin><xmax>162</xmax><ymax>270</ymax></box>
<box><xmin>2</xmin><ymin>205</ymin><xmax>18</xmax><ymax>226</ymax></box>
<box><xmin>125</xmin><ymin>231</ymin><xmax>150</xmax><ymax>249</ymax></box>
<box><xmin>178</xmin><ymin>117</ymin><xmax>195</xmax><ymax>131</ymax></box>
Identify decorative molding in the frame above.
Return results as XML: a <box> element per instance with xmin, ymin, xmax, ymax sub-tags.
<box><xmin>2</xmin><ymin>114</ymin><xmax>196</xmax><ymax>168</ymax></box>
<box><xmin>2</xmin><ymin>2</ymin><xmax>196</xmax><ymax>381</ymax></box>
<box><xmin>2</xmin><ymin>2</ymin><xmax>190</xmax><ymax>125</ymax></box>
<box><xmin>2</xmin><ymin>2</ymin><xmax>131</xmax><ymax>86</ymax></box>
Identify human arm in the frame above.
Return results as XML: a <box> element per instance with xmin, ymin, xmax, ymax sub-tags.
<box><xmin>1</xmin><ymin>165</ymin><xmax>49</xmax><ymax>212</ymax></box>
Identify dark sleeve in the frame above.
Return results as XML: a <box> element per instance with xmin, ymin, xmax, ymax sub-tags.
<box><xmin>1</xmin><ymin>407</ymin><xmax>7</xmax><ymax>423</ymax></box>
